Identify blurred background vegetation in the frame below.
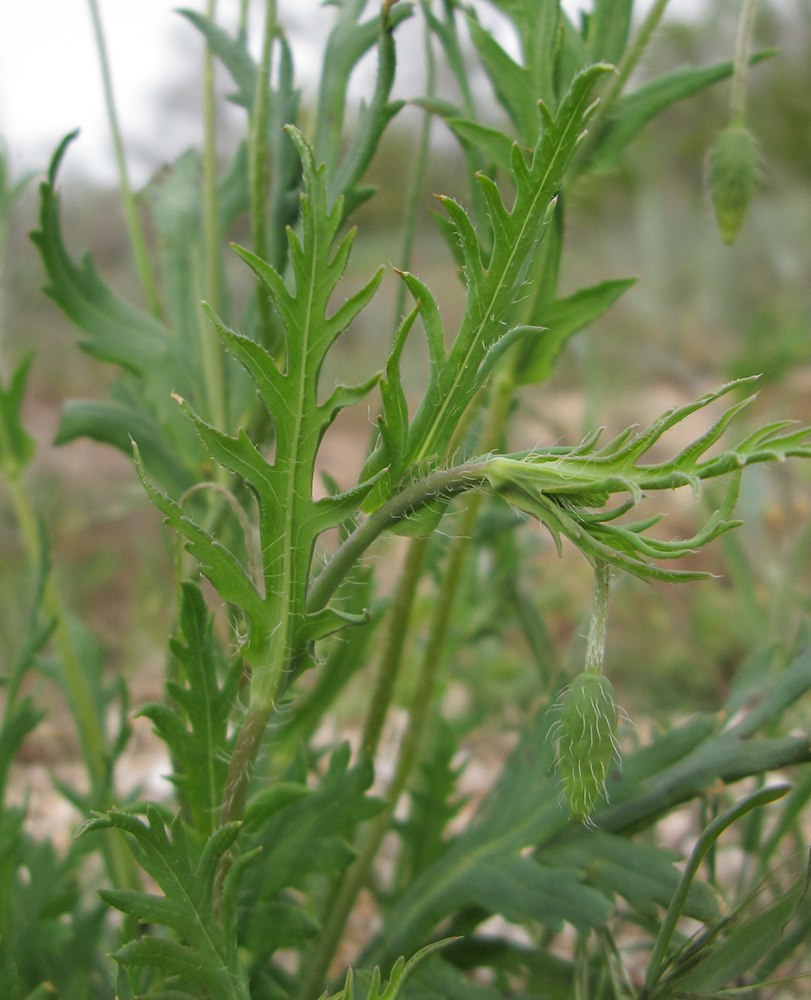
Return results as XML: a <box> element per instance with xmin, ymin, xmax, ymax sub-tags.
<box><xmin>1</xmin><ymin>0</ymin><xmax>811</xmax><ymax>741</ymax></box>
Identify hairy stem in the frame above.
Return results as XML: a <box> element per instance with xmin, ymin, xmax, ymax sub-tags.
<box><xmin>307</xmin><ymin>463</ymin><xmax>488</xmax><ymax>614</ymax></box>
<box><xmin>220</xmin><ymin>702</ymin><xmax>272</xmax><ymax>828</ymax></box>
<box><xmin>86</xmin><ymin>0</ymin><xmax>161</xmax><ymax>318</ymax></box>
<box><xmin>585</xmin><ymin>560</ymin><xmax>610</xmax><ymax>674</ymax></box>
<box><xmin>361</xmin><ymin>535</ymin><xmax>430</xmax><ymax>759</ymax></box>
<box><xmin>730</xmin><ymin>0</ymin><xmax>760</xmax><ymax>123</ymax></box>
<box><xmin>300</xmin><ymin>367</ymin><xmax>519</xmax><ymax>1000</ymax></box>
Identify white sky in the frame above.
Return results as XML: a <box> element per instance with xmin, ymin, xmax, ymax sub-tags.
<box><xmin>0</xmin><ymin>0</ymin><xmax>709</xmax><ymax>186</ymax></box>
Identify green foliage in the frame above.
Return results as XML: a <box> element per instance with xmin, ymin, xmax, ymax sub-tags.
<box><xmin>0</xmin><ymin>352</ymin><xmax>36</xmax><ymax>479</ymax></box>
<box><xmin>486</xmin><ymin>378</ymin><xmax>811</xmax><ymax>580</ymax></box>
<box><xmin>365</xmin><ymin>63</ymin><xmax>614</xmax><ymax>495</ymax></box>
<box><xmin>138</xmin><ymin>582</ymin><xmax>240</xmax><ymax>838</ymax></box>
<box><xmin>79</xmin><ymin>808</ymin><xmax>255</xmax><ymax>1000</ymax></box>
<box><xmin>2</xmin><ymin>2</ymin><xmax>811</xmax><ymax>999</ymax></box>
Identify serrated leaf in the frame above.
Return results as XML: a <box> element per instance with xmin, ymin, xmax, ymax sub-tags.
<box><xmin>32</xmin><ymin>132</ymin><xmax>208</xmax><ymax>474</ymax></box>
<box><xmin>454</xmin><ymin>856</ymin><xmax>611</xmax><ymax>932</ymax></box>
<box><xmin>372</xmin><ymin>63</ymin><xmax>613</xmax><ymax>491</ymax></box>
<box><xmin>329</xmin><ymin>11</ymin><xmax>406</xmax><ymax>211</ymax></box>
<box><xmin>82</xmin><ymin>808</ymin><xmax>251</xmax><ymax>1000</ymax></box>
<box><xmin>141</xmin><ymin>130</ymin><xmax>385</xmax><ymax>714</ymax></box>
<box><xmin>240</xmin><ymin>744</ymin><xmax>384</xmax><ymax>958</ymax></box>
<box><xmin>484</xmin><ymin>379</ymin><xmax>811</xmax><ymax>582</ymax></box>
<box><xmin>540</xmin><ymin>830</ymin><xmax>718</xmax><ymax>922</ymax></box>
<box><xmin>314</xmin><ymin>2</ymin><xmax>411</xmax><ymax>177</ymax></box>
<box><xmin>138</xmin><ymin>582</ymin><xmax>239</xmax><ymax>837</ymax></box>
<box><xmin>329</xmin><ymin>939</ymin><xmax>456</xmax><ymax>1000</ymax></box>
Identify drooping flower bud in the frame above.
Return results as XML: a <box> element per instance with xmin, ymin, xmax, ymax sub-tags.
<box><xmin>708</xmin><ymin>124</ymin><xmax>758</xmax><ymax>245</ymax></box>
<box><xmin>558</xmin><ymin>669</ymin><xmax>619</xmax><ymax>824</ymax></box>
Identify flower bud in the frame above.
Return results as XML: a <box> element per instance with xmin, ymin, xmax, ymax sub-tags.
<box><xmin>708</xmin><ymin>124</ymin><xmax>758</xmax><ymax>245</ymax></box>
<box><xmin>558</xmin><ymin>670</ymin><xmax>618</xmax><ymax>823</ymax></box>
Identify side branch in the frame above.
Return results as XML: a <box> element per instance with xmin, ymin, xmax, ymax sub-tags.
<box><xmin>306</xmin><ymin>463</ymin><xmax>489</xmax><ymax>613</ymax></box>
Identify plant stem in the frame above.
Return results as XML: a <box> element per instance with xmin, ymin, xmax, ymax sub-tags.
<box><xmin>300</xmin><ymin>367</ymin><xmax>518</xmax><ymax>1000</ymax></box>
<box><xmin>220</xmin><ymin>702</ymin><xmax>272</xmax><ymax>827</ymax></box>
<box><xmin>86</xmin><ymin>0</ymin><xmax>161</xmax><ymax>319</ymax></box>
<box><xmin>203</xmin><ymin>0</ymin><xmax>221</xmax><ymax>316</ymax></box>
<box><xmin>2</xmin><ymin>474</ymin><xmax>134</xmax><ymax>890</ymax></box>
<box><xmin>730</xmin><ymin>0</ymin><xmax>760</xmax><ymax>124</ymax></box>
<box><xmin>250</xmin><ymin>0</ymin><xmax>277</xmax><ymax>349</ymax></box>
<box><xmin>198</xmin><ymin>1</ymin><xmax>229</xmax><ymax>436</ymax></box>
<box><xmin>306</xmin><ymin>463</ymin><xmax>488</xmax><ymax>615</ymax></box>
<box><xmin>585</xmin><ymin>560</ymin><xmax>610</xmax><ymax>674</ymax></box>
<box><xmin>361</xmin><ymin>535</ymin><xmax>429</xmax><ymax>759</ymax></box>
<box><xmin>643</xmin><ymin>783</ymin><xmax>791</xmax><ymax>994</ymax></box>
<box><xmin>393</xmin><ymin>16</ymin><xmax>435</xmax><ymax>326</ymax></box>
<box><xmin>238</xmin><ymin>0</ymin><xmax>250</xmax><ymax>43</ymax></box>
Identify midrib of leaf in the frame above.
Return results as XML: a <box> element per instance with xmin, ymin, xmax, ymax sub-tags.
<box><xmin>255</xmin><ymin>224</ymin><xmax>319</xmax><ymax>709</ymax></box>
<box><xmin>194</xmin><ymin>621</ymin><xmax>221</xmax><ymax>833</ymax></box>
<box><xmin>154</xmin><ymin>851</ymin><xmax>233</xmax><ymax>982</ymax></box>
<box><xmin>411</xmin><ymin>88</ymin><xmax>591</xmax><ymax>467</ymax></box>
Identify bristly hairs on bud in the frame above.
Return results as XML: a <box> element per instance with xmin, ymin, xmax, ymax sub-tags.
<box><xmin>557</xmin><ymin>560</ymin><xmax>620</xmax><ymax>824</ymax></box>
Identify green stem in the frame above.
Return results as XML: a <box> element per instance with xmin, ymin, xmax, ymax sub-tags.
<box><xmin>643</xmin><ymin>783</ymin><xmax>791</xmax><ymax>995</ymax></box>
<box><xmin>297</xmin><ymin>512</ymin><xmax>472</xmax><ymax>1000</ymax></box>
<box><xmin>361</xmin><ymin>535</ymin><xmax>429</xmax><ymax>759</ymax></box>
<box><xmin>300</xmin><ymin>368</ymin><xmax>518</xmax><ymax>1000</ymax></box>
<box><xmin>585</xmin><ymin>560</ymin><xmax>610</xmax><ymax>674</ymax></box>
<box><xmin>220</xmin><ymin>702</ymin><xmax>272</xmax><ymax>827</ymax></box>
<box><xmin>306</xmin><ymin>463</ymin><xmax>488</xmax><ymax>615</ymax></box>
<box><xmin>574</xmin><ymin>0</ymin><xmax>672</xmax><ymax>172</ymax></box>
<box><xmin>203</xmin><ymin>0</ymin><xmax>221</xmax><ymax>316</ymax></box>
<box><xmin>3</xmin><ymin>474</ymin><xmax>134</xmax><ymax>890</ymax></box>
<box><xmin>730</xmin><ymin>0</ymin><xmax>760</xmax><ymax>124</ymax></box>
<box><xmin>86</xmin><ymin>0</ymin><xmax>161</xmax><ymax>319</ymax></box>
<box><xmin>393</xmin><ymin>16</ymin><xmax>435</xmax><ymax>326</ymax></box>
<box><xmin>238</xmin><ymin>0</ymin><xmax>250</xmax><ymax>42</ymax></box>
<box><xmin>198</xmin><ymin>0</ymin><xmax>228</xmax><ymax>435</ymax></box>
<box><xmin>219</xmin><ymin>463</ymin><xmax>488</xmax><ymax>834</ymax></box>
<box><xmin>250</xmin><ymin>0</ymin><xmax>277</xmax><ymax>349</ymax></box>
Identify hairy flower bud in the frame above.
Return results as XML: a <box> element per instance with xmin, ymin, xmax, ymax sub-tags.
<box><xmin>558</xmin><ymin>670</ymin><xmax>619</xmax><ymax>824</ymax></box>
<box><xmin>709</xmin><ymin>124</ymin><xmax>758</xmax><ymax>245</ymax></box>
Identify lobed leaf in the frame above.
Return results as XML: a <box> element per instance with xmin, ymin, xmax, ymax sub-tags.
<box><xmin>138</xmin><ymin>582</ymin><xmax>240</xmax><ymax>838</ymax></box>
<box><xmin>485</xmin><ymin>379</ymin><xmax>811</xmax><ymax>582</ymax></box>
<box><xmin>81</xmin><ymin>808</ymin><xmax>252</xmax><ymax>1000</ymax></box>
<box><xmin>368</xmin><ymin>63</ymin><xmax>614</xmax><ymax>494</ymax></box>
